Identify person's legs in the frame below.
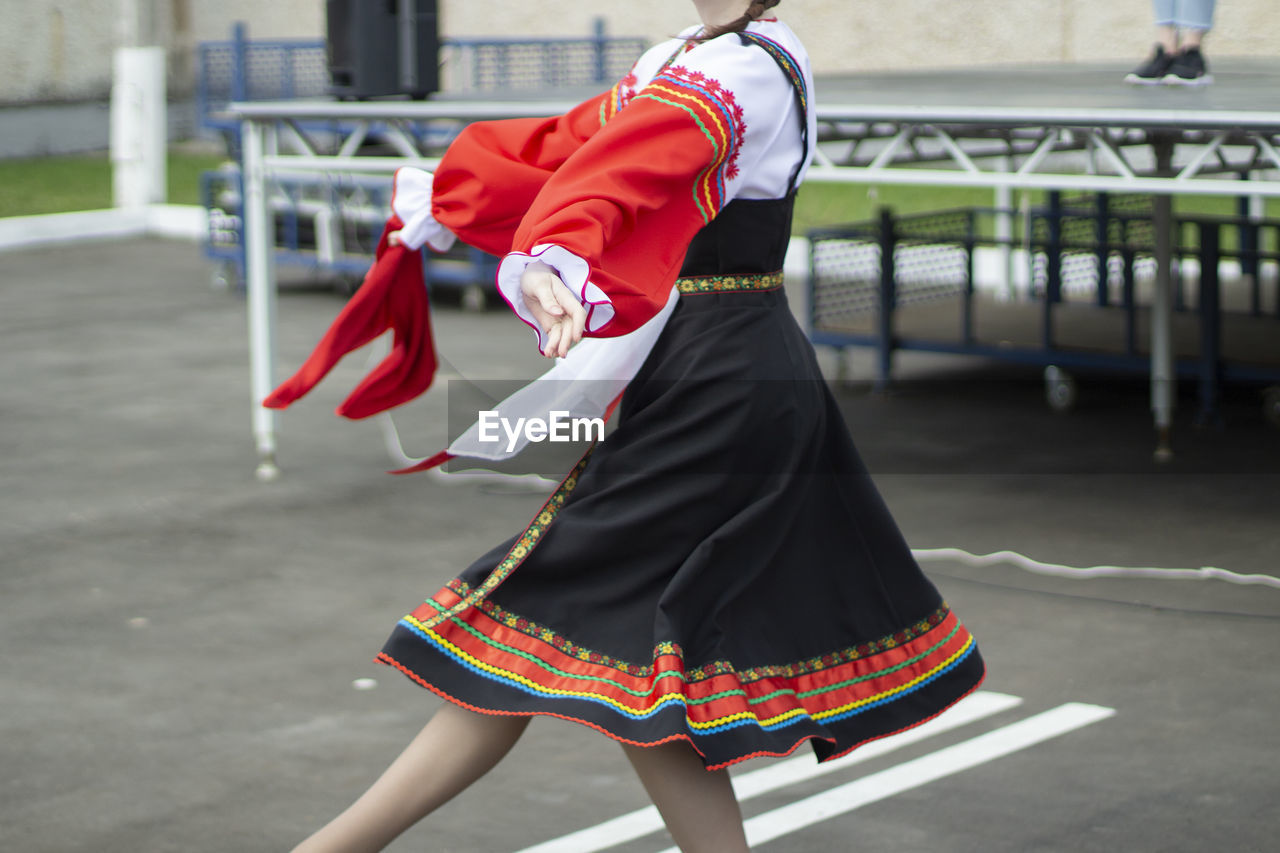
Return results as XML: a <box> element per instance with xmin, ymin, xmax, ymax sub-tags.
<box><xmin>292</xmin><ymin>703</ymin><xmax>531</xmax><ymax>853</ymax></box>
<box><xmin>1154</xmin><ymin>0</ymin><xmax>1216</xmax><ymax>49</ymax></box>
<box><xmin>1132</xmin><ymin>0</ymin><xmax>1216</xmax><ymax>84</ymax></box>
<box><xmin>621</xmin><ymin>741</ymin><xmax>750</xmax><ymax>853</ymax></box>
<box><xmin>1152</xmin><ymin>0</ymin><xmax>1180</xmax><ymax>51</ymax></box>
<box><xmin>1164</xmin><ymin>0</ymin><xmax>1216</xmax><ymax>84</ymax></box>
<box><xmin>1173</xmin><ymin>0</ymin><xmax>1217</xmax><ymax>35</ymax></box>
<box><xmin>1127</xmin><ymin>1</ymin><xmax>1180</xmax><ymax>83</ymax></box>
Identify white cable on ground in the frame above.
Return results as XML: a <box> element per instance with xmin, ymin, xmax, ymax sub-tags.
<box><xmin>375</xmin><ymin>411</ymin><xmax>423</xmax><ymax>469</ymax></box>
<box><xmin>375</xmin><ymin>409</ymin><xmax>556</xmax><ymax>491</ymax></box>
<box><xmin>912</xmin><ymin>547</ymin><xmax>1280</xmax><ymax>590</ymax></box>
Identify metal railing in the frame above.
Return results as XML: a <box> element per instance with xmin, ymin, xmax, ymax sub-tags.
<box><xmin>442</xmin><ymin>22</ymin><xmax>645</xmax><ymax>92</ymax></box>
<box><xmin>808</xmin><ymin>195</ymin><xmax>1280</xmax><ymax>422</ymax></box>
<box><xmin>197</xmin><ymin>19</ymin><xmax>645</xmax><ymax>136</ymax></box>
<box><xmin>196</xmin><ymin>20</ymin><xmax>646</xmax><ymax>293</ymax></box>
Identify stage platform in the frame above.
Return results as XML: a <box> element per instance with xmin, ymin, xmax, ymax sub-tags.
<box><xmin>814</xmin><ymin>57</ymin><xmax>1280</xmax><ymax>121</ymax></box>
<box><xmin>305</xmin><ymin>57</ymin><xmax>1280</xmax><ymax>119</ymax></box>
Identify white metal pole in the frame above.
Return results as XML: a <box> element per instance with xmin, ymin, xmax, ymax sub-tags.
<box><xmin>994</xmin><ymin>155</ymin><xmax>1013</xmax><ymax>300</ymax></box>
<box><xmin>110</xmin><ymin>46</ymin><xmax>167</xmax><ymax>208</ymax></box>
<box><xmin>242</xmin><ymin>118</ymin><xmax>281</xmax><ymax>481</ymax></box>
<box><xmin>111</xmin><ymin>0</ymin><xmax>166</xmax><ymax>208</ymax></box>
<box><xmin>1249</xmin><ymin>190</ymin><xmax>1265</xmax><ymax>221</ymax></box>
<box><xmin>1250</xmin><ymin>184</ymin><xmax>1267</xmax><ymax>307</ymax></box>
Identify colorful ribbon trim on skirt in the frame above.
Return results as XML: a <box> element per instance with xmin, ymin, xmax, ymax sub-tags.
<box><xmin>410</xmin><ymin>448</ymin><xmax>593</xmax><ymax>630</ymax></box>
<box><xmin>675</xmin><ymin>270</ymin><xmax>784</xmax><ymax>295</ymax></box>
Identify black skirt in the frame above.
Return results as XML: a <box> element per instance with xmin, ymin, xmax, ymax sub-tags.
<box><xmin>379</xmin><ymin>284</ymin><xmax>985</xmax><ymax>770</ymax></box>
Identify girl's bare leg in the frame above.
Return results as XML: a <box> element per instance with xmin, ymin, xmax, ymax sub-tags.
<box><xmin>1181</xmin><ymin>28</ymin><xmax>1206</xmax><ymax>49</ymax></box>
<box><xmin>292</xmin><ymin>703</ymin><xmax>530</xmax><ymax>853</ymax></box>
<box><xmin>622</xmin><ymin>741</ymin><xmax>750</xmax><ymax>853</ymax></box>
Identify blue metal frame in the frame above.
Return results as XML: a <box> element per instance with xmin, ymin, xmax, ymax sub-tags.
<box><xmin>196</xmin><ymin>19</ymin><xmax>644</xmax><ymax>136</ymax></box>
<box><xmin>197</xmin><ymin>20</ymin><xmax>646</xmax><ymax>294</ymax></box>
<box><xmin>808</xmin><ymin>201</ymin><xmax>1280</xmax><ymax>422</ymax></box>
<box><xmin>202</xmin><ymin>166</ymin><xmax>390</xmax><ymax>279</ymax></box>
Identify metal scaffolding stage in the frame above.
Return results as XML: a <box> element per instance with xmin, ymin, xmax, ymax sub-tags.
<box><xmin>231</xmin><ymin>58</ymin><xmax>1280</xmax><ymax>479</ymax></box>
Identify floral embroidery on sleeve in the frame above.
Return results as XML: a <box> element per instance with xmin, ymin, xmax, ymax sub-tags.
<box><xmin>599</xmin><ymin>71</ymin><xmax>639</xmax><ymax>125</ymax></box>
<box><xmin>632</xmin><ymin>64</ymin><xmax>747</xmax><ymax>223</ymax></box>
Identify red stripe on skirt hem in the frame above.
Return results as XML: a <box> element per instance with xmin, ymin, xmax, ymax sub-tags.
<box><xmin>375</xmin><ymin>649</ymin><xmax>986</xmax><ymax>772</ymax></box>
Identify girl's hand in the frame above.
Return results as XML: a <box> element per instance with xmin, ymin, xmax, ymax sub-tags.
<box><xmin>521</xmin><ymin>261</ymin><xmax>587</xmax><ymax>358</ymax></box>
<box><xmin>387</xmin><ymin>230</ymin><xmax>403</xmax><ymax>247</ymax></box>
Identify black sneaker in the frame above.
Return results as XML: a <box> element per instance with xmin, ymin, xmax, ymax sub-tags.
<box><xmin>1124</xmin><ymin>45</ymin><xmax>1175</xmax><ymax>85</ymax></box>
<box><xmin>1164</xmin><ymin>47</ymin><xmax>1213</xmax><ymax>86</ymax></box>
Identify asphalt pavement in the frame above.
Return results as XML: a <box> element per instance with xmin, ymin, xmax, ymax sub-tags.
<box><xmin>2</xmin><ymin>236</ymin><xmax>1277</xmax><ymax>853</ymax></box>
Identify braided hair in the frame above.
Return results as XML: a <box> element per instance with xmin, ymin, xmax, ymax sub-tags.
<box><xmin>697</xmin><ymin>1</ymin><xmax>782</xmax><ymax>41</ymax></box>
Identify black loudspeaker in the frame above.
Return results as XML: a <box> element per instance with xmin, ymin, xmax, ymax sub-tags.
<box><xmin>327</xmin><ymin>0</ymin><xmax>439</xmax><ymax>99</ymax></box>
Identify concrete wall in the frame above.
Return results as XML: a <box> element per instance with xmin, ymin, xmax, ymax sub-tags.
<box><xmin>0</xmin><ymin>0</ymin><xmax>324</xmax><ymax>104</ymax></box>
<box><xmin>526</xmin><ymin>1</ymin><xmax>1277</xmax><ymax>72</ymax></box>
<box><xmin>2</xmin><ymin>0</ymin><xmax>1276</xmax><ymax>105</ymax></box>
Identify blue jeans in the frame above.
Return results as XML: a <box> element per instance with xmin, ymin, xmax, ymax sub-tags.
<box><xmin>1153</xmin><ymin>0</ymin><xmax>1216</xmax><ymax>30</ymax></box>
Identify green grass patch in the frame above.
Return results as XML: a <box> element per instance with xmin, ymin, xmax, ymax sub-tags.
<box><xmin>0</xmin><ymin>150</ymin><xmax>229</xmax><ymax>218</ymax></box>
<box><xmin>794</xmin><ymin>182</ymin><xmax>1280</xmax><ymax>254</ymax></box>
<box><xmin>794</xmin><ymin>183</ymin><xmax>1005</xmax><ymax>234</ymax></box>
<box><xmin>3</xmin><ymin>148</ymin><xmax>1277</xmax><ymax>253</ymax></box>
<box><xmin>167</xmin><ymin>151</ymin><xmax>230</xmax><ymax>205</ymax></box>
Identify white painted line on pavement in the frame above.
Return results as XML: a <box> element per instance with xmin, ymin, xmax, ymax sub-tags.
<box><xmin>731</xmin><ymin>690</ymin><xmax>1024</xmax><ymax>800</ymax></box>
<box><xmin>656</xmin><ymin>702</ymin><xmax>1117</xmax><ymax>852</ymax></box>
<box><xmin>511</xmin><ymin>690</ymin><xmax>1024</xmax><ymax>853</ymax></box>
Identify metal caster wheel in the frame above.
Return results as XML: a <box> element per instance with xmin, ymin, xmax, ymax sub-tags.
<box><xmin>255</xmin><ymin>454</ymin><xmax>281</xmax><ymax>482</ymax></box>
<box><xmin>1044</xmin><ymin>365</ymin><xmax>1077</xmax><ymax>412</ymax></box>
<box><xmin>1153</xmin><ymin>426</ymin><xmax>1174</xmax><ymax>463</ymax></box>
<box><xmin>210</xmin><ymin>262</ymin><xmax>237</xmax><ymax>291</ymax></box>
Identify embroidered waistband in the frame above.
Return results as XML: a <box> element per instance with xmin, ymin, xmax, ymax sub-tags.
<box><xmin>675</xmin><ymin>270</ymin><xmax>784</xmax><ymax>295</ymax></box>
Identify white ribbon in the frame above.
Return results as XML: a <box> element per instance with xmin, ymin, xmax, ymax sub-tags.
<box><xmin>448</xmin><ymin>286</ymin><xmax>679</xmax><ymax>460</ymax></box>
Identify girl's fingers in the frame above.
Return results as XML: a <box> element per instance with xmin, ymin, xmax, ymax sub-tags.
<box><xmin>558</xmin><ymin>320</ymin><xmax>573</xmax><ymax>357</ymax></box>
<box><xmin>531</xmin><ymin>282</ymin><xmax>564</xmax><ymax>317</ymax></box>
<box><xmin>538</xmin><ymin>282</ymin><xmax>566</xmax><ymax>316</ymax></box>
<box><xmin>549</xmin><ymin>280</ymin><xmax>587</xmax><ymax>343</ymax></box>
<box><xmin>519</xmin><ymin>263</ymin><xmax>588</xmax><ymax>356</ymax></box>
<box><xmin>522</xmin><ymin>266</ymin><xmax>565</xmax><ymax>317</ymax></box>
<box><xmin>526</xmin><ymin>299</ymin><xmax>553</xmax><ymax>332</ymax></box>
<box><xmin>543</xmin><ymin>322</ymin><xmax>562</xmax><ymax>358</ymax></box>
